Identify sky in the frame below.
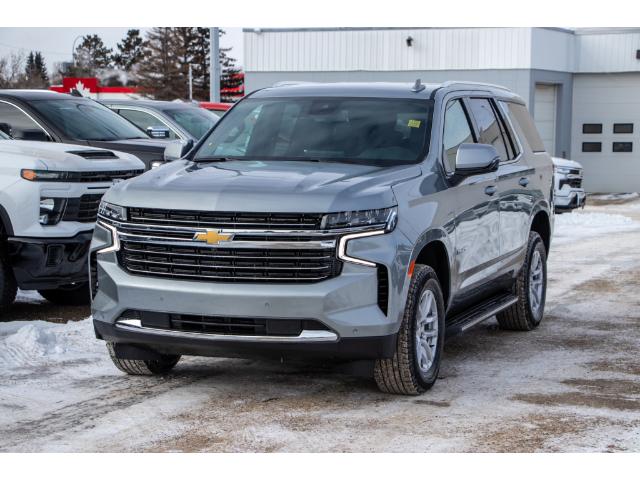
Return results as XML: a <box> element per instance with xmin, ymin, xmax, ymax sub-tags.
<box><xmin>0</xmin><ymin>27</ymin><xmax>244</xmax><ymax>75</ymax></box>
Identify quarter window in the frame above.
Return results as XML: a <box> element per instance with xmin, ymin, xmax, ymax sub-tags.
<box><xmin>442</xmin><ymin>99</ymin><xmax>474</xmax><ymax>172</ymax></box>
<box><xmin>117</xmin><ymin>109</ymin><xmax>179</xmax><ymax>139</ymax></box>
<box><xmin>582</xmin><ymin>123</ymin><xmax>602</xmax><ymax>134</ymax></box>
<box><xmin>468</xmin><ymin>98</ymin><xmax>509</xmax><ymax>161</ymax></box>
<box><xmin>0</xmin><ymin>101</ymin><xmax>49</xmax><ymax>140</ymax></box>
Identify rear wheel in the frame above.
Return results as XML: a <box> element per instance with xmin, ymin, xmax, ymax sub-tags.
<box><xmin>38</xmin><ymin>282</ymin><xmax>90</xmax><ymax>306</ymax></box>
<box><xmin>497</xmin><ymin>231</ymin><xmax>547</xmax><ymax>331</ymax></box>
<box><xmin>0</xmin><ymin>251</ymin><xmax>17</xmax><ymax>318</ymax></box>
<box><xmin>374</xmin><ymin>265</ymin><xmax>445</xmax><ymax>395</ymax></box>
<box><xmin>107</xmin><ymin>342</ymin><xmax>181</xmax><ymax>375</ymax></box>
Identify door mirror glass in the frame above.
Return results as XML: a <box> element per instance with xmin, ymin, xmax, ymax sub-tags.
<box><xmin>146</xmin><ymin>126</ymin><xmax>172</xmax><ymax>139</ymax></box>
<box><xmin>455</xmin><ymin>143</ymin><xmax>500</xmax><ymax>175</ymax></box>
<box><xmin>163</xmin><ymin>139</ymin><xmax>193</xmax><ymax>161</ymax></box>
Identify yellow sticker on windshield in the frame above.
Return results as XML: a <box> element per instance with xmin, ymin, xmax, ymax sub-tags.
<box><xmin>407</xmin><ymin>119</ymin><xmax>422</xmax><ymax>128</ymax></box>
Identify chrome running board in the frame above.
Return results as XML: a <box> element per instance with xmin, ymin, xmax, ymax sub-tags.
<box><xmin>115</xmin><ymin>318</ymin><xmax>339</xmax><ymax>343</ymax></box>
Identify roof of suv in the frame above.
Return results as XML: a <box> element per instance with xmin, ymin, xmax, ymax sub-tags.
<box><xmin>103</xmin><ymin>99</ymin><xmax>202</xmax><ymax>110</ymax></box>
<box><xmin>0</xmin><ymin>89</ymin><xmax>68</xmax><ymax>101</ymax></box>
<box><xmin>252</xmin><ymin>81</ymin><xmax>523</xmax><ymax>102</ymax></box>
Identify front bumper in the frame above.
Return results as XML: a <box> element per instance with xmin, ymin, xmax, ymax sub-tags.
<box><xmin>554</xmin><ymin>188</ymin><xmax>586</xmax><ymax>211</ymax></box>
<box><xmin>90</xmin><ymin>222</ymin><xmax>412</xmax><ymax>361</ymax></box>
<box><xmin>7</xmin><ymin>231</ymin><xmax>93</xmax><ymax>290</ymax></box>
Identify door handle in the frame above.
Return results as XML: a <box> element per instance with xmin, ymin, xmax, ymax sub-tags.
<box><xmin>519</xmin><ymin>177</ymin><xmax>530</xmax><ymax>187</ymax></box>
<box><xmin>484</xmin><ymin>185</ymin><xmax>497</xmax><ymax>196</ymax></box>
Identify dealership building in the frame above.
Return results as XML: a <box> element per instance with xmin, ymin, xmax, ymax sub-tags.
<box><xmin>243</xmin><ymin>27</ymin><xmax>640</xmax><ymax>193</ymax></box>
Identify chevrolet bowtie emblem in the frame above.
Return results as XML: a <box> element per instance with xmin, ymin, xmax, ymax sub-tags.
<box><xmin>193</xmin><ymin>230</ymin><xmax>233</xmax><ymax>245</ymax></box>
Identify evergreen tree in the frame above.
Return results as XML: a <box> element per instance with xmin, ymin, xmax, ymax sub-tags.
<box><xmin>136</xmin><ymin>27</ymin><xmax>182</xmax><ymax>100</ymax></box>
<box><xmin>73</xmin><ymin>34</ymin><xmax>113</xmax><ymax>75</ymax></box>
<box><xmin>113</xmin><ymin>29</ymin><xmax>147</xmax><ymax>71</ymax></box>
<box><xmin>34</xmin><ymin>52</ymin><xmax>48</xmax><ymax>84</ymax></box>
<box><xmin>23</xmin><ymin>51</ymin><xmax>48</xmax><ymax>87</ymax></box>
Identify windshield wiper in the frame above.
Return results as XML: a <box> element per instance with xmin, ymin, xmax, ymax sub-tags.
<box><xmin>193</xmin><ymin>156</ymin><xmax>233</xmax><ymax>163</ymax></box>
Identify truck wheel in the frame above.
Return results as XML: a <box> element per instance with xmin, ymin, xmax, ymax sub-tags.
<box><xmin>38</xmin><ymin>282</ymin><xmax>90</xmax><ymax>306</ymax></box>
<box><xmin>374</xmin><ymin>265</ymin><xmax>445</xmax><ymax>395</ymax></box>
<box><xmin>0</xmin><ymin>253</ymin><xmax>18</xmax><ymax>317</ymax></box>
<box><xmin>106</xmin><ymin>342</ymin><xmax>181</xmax><ymax>375</ymax></box>
<box><xmin>497</xmin><ymin>231</ymin><xmax>547</xmax><ymax>331</ymax></box>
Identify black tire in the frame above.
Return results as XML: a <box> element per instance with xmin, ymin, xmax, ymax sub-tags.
<box><xmin>38</xmin><ymin>282</ymin><xmax>90</xmax><ymax>306</ymax></box>
<box><xmin>374</xmin><ymin>265</ymin><xmax>445</xmax><ymax>395</ymax></box>
<box><xmin>0</xmin><ymin>252</ymin><xmax>17</xmax><ymax>318</ymax></box>
<box><xmin>497</xmin><ymin>231</ymin><xmax>547</xmax><ymax>331</ymax></box>
<box><xmin>106</xmin><ymin>342</ymin><xmax>181</xmax><ymax>375</ymax></box>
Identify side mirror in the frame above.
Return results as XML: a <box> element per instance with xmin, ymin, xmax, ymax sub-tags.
<box><xmin>0</xmin><ymin>123</ymin><xmax>12</xmax><ymax>137</ymax></box>
<box><xmin>455</xmin><ymin>143</ymin><xmax>500</xmax><ymax>176</ymax></box>
<box><xmin>163</xmin><ymin>139</ymin><xmax>194</xmax><ymax>162</ymax></box>
<box><xmin>146</xmin><ymin>126</ymin><xmax>171</xmax><ymax>139</ymax></box>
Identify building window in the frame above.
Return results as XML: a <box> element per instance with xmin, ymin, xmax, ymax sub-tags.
<box><xmin>582</xmin><ymin>123</ymin><xmax>602</xmax><ymax>134</ymax></box>
<box><xmin>613</xmin><ymin>123</ymin><xmax>634</xmax><ymax>134</ymax></box>
<box><xmin>613</xmin><ymin>142</ymin><xmax>633</xmax><ymax>153</ymax></box>
<box><xmin>582</xmin><ymin>142</ymin><xmax>602</xmax><ymax>152</ymax></box>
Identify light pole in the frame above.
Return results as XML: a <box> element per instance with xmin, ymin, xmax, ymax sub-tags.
<box><xmin>71</xmin><ymin>34</ymin><xmax>83</xmax><ymax>67</ymax></box>
<box><xmin>209</xmin><ymin>27</ymin><xmax>221</xmax><ymax>102</ymax></box>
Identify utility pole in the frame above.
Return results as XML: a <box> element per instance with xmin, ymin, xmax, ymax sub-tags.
<box><xmin>210</xmin><ymin>27</ymin><xmax>221</xmax><ymax>102</ymax></box>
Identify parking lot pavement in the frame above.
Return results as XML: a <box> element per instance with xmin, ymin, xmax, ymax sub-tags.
<box><xmin>1</xmin><ymin>200</ymin><xmax>640</xmax><ymax>452</ymax></box>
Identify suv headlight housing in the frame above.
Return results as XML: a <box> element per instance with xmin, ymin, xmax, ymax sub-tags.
<box><xmin>39</xmin><ymin>198</ymin><xmax>67</xmax><ymax>225</ymax></box>
<box><xmin>554</xmin><ymin>167</ymin><xmax>571</xmax><ymax>175</ymax></box>
<box><xmin>98</xmin><ymin>201</ymin><xmax>127</xmax><ymax>222</ymax></box>
<box><xmin>322</xmin><ymin>207</ymin><xmax>398</xmax><ymax>232</ymax></box>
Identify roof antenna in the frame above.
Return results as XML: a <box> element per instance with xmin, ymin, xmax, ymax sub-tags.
<box><xmin>411</xmin><ymin>78</ymin><xmax>425</xmax><ymax>93</ymax></box>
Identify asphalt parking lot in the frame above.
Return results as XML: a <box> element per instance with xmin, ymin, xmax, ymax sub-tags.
<box><xmin>1</xmin><ymin>199</ymin><xmax>639</xmax><ymax>452</ymax></box>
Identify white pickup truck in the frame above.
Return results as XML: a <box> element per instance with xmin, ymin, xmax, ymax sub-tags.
<box><xmin>0</xmin><ymin>130</ymin><xmax>144</xmax><ymax>314</ymax></box>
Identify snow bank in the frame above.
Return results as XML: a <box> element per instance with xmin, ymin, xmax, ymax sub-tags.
<box><xmin>0</xmin><ymin>317</ymin><xmax>100</xmax><ymax>369</ymax></box>
<box><xmin>553</xmin><ymin>211</ymin><xmax>638</xmax><ymax>245</ymax></box>
<box><xmin>589</xmin><ymin>192</ymin><xmax>639</xmax><ymax>202</ymax></box>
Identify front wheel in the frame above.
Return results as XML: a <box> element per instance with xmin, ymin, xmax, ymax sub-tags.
<box><xmin>374</xmin><ymin>265</ymin><xmax>445</xmax><ymax>395</ymax></box>
<box><xmin>38</xmin><ymin>282</ymin><xmax>90</xmax><ymax>306</ymax></box>
<box><xmin>107</xmin><ymin>343</ymin><xmax>181</xmax><ymax>375</ymax></box>
<box><xmin>497</xmin><ymin>231</ymin><xmax>547</xmax><ymax>331</ymax></box>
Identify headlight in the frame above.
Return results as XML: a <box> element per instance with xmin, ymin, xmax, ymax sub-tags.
<box><xmin>322</xmin><ymin>207</ymin><xmax>398</xmax><ymax>232</ymax></box>
<box><xmin>98</xmin><ymin>201</ymin><xmax>127</xmax><ymax>222</ymax></box>
<box><xmin>39</xmin><ymin>198</ymin><xmax>67</xmax><ymax>225</ymax></box>
<box><xmin>22</xmin><ymin>169</ymin><xmax>68</xmax><ymax>181</ymax></box>
<box><xmin>555</xmin><ymin>167</ymin><xmax>571</xmax><ymax>175</ymax></box>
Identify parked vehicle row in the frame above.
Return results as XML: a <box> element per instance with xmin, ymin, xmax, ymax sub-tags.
<box><xmin>91</xmin><ymin>81</ymin><xmax>555</xmax><ymax>395</ymax></box>
<box><xmin>0</xmin><ymin>130</ymin><xmax>144</xmax><ymax>312</ymax></box>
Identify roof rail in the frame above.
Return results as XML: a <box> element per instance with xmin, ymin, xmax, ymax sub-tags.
<box><xmin>271</xmin><ymin>81</ymin><xmax>320</xmax><ymax>88</ymax></box>
<box><xmin>441</xmin><ymin>80</ymin><xmax>510</xmax><ymax>92</ymax></box>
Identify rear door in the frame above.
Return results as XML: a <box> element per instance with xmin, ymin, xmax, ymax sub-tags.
<box><xmin>442</xmin><ymin>97</ymin><xmax>500</xmax><ymax>304</ymax></box>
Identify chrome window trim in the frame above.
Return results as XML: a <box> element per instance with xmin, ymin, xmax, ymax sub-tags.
<box><xmin>0</xmin><ymin>99</ymin><xmax>52</xmax><ymax>140</ymax></box>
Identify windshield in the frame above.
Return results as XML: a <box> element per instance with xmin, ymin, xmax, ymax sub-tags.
<box><xmin>194</xmin><ymin>97</ymin><xmax>433</xmax><ymax>165</ymax></box>
<box><xmin>30</xmin><ymin>99</ymin><xmax>148</xmax><ymax>141</ymax></box>
<box><xmin>163</xmin><ymin>107</ymin><xmax>218</xmax><ymax>139</ymax></box>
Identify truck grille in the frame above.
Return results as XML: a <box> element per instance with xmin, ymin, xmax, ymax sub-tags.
<box><xmin>560</xmin><ymin>177</ymin><xmax>582</xmax><ymax>189</ymax></box>
<box><xmin>128</xmin><ymin>207</ymin><xmax>324</xmax><ymax>230</ymax></box>
<box><xmin>117</xmin><ymin>240</ymin><xmax>341</xmax><ymax>282</ymax></box>
<box><xmin>63</xmin><ymin>194</ymin><xmax>104</xmax><ymax>222</ymax></box>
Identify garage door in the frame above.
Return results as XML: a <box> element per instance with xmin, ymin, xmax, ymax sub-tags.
<box><xmin>534</xmin><ymin>84</ymin><xmax>557</xmax><ymax>155</ymax></box>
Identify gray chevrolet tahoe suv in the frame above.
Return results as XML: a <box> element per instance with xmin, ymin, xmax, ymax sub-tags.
<box><xmin>91</xmin><ymin>81</ymin><xmax>553</xmax><ymax>395</ymax></box>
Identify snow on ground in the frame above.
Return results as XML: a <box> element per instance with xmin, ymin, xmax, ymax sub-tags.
<box><xmin>589</xmin><ymin>192</ymin><xmax>639</xmax><ymax>202</ymax></box>
<box><xmin>1</xmin><ymin>201</ymin><xmax>640</xmax><ymax>452</ymax></box>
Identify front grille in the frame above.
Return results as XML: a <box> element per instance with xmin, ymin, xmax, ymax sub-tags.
<box><xmin>63</xmin><ymin>194</ymin><xmax>104</xmax><ymax>222</ymax></box>
<box><xmin>117</xmin><ymin>239</ymin><xmax>341</xmax><ymax>283</ymax></box>
<box><xmin>128</xmin><ymin>207</ymin><xmax>324</xmax><ymax>230</ymax></box>
<box><xmin>54</xmin><ymin>169</ymin><xmax>143</xmax><ymax>182</ymax></box>
<box><xmin>560</xmin><ymin>177</ymin><xmax>582</xmax><ymax>189</ymax></box>
<box><xmin>120</xmin><ymin>309</ymin><xmax>328</xmax><ymax>336</ymax></box>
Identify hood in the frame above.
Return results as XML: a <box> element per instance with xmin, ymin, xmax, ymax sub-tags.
<box><xmin>105</xmin><ymin>159</ymin><xmax>422</xmax><ymax>213</ymax></box>
<box><xmin>87</xmin><ymin>138</ymin><xmax>169</xmax><ymax>165</ymax></box>
<box><xmin>552</xmin><ymin>157</ymin><xmax>582</xmax><ymax>169</ymax></box>
<box><xmin>0</xmin><ymin>140</ymin><xmax>144</xmax><ymax>171</ymax></box>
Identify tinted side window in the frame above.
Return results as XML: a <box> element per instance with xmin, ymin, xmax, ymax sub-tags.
<box><xmin>505</xmin><ymin>102</ymin><xmax>546</xmax><ymax>153</ymax></box>
<box><xmin>442</xmin><ymin>99</ymin><xmax>474</xmax><ymax>172</ymax></box>
<box><xmin>118</xmin><ymin>109</ymin><xmax>178</xmax><ymax>139</ymax></box>
<box><xmin>467</xmin><ymin>98</ymin><xmax>509</xmax><ymax>161</ymax></box>
<box><xmin>0</xmin><ymin>101</ymin><xmax>48</xmax><ymax>140</ymax></box>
